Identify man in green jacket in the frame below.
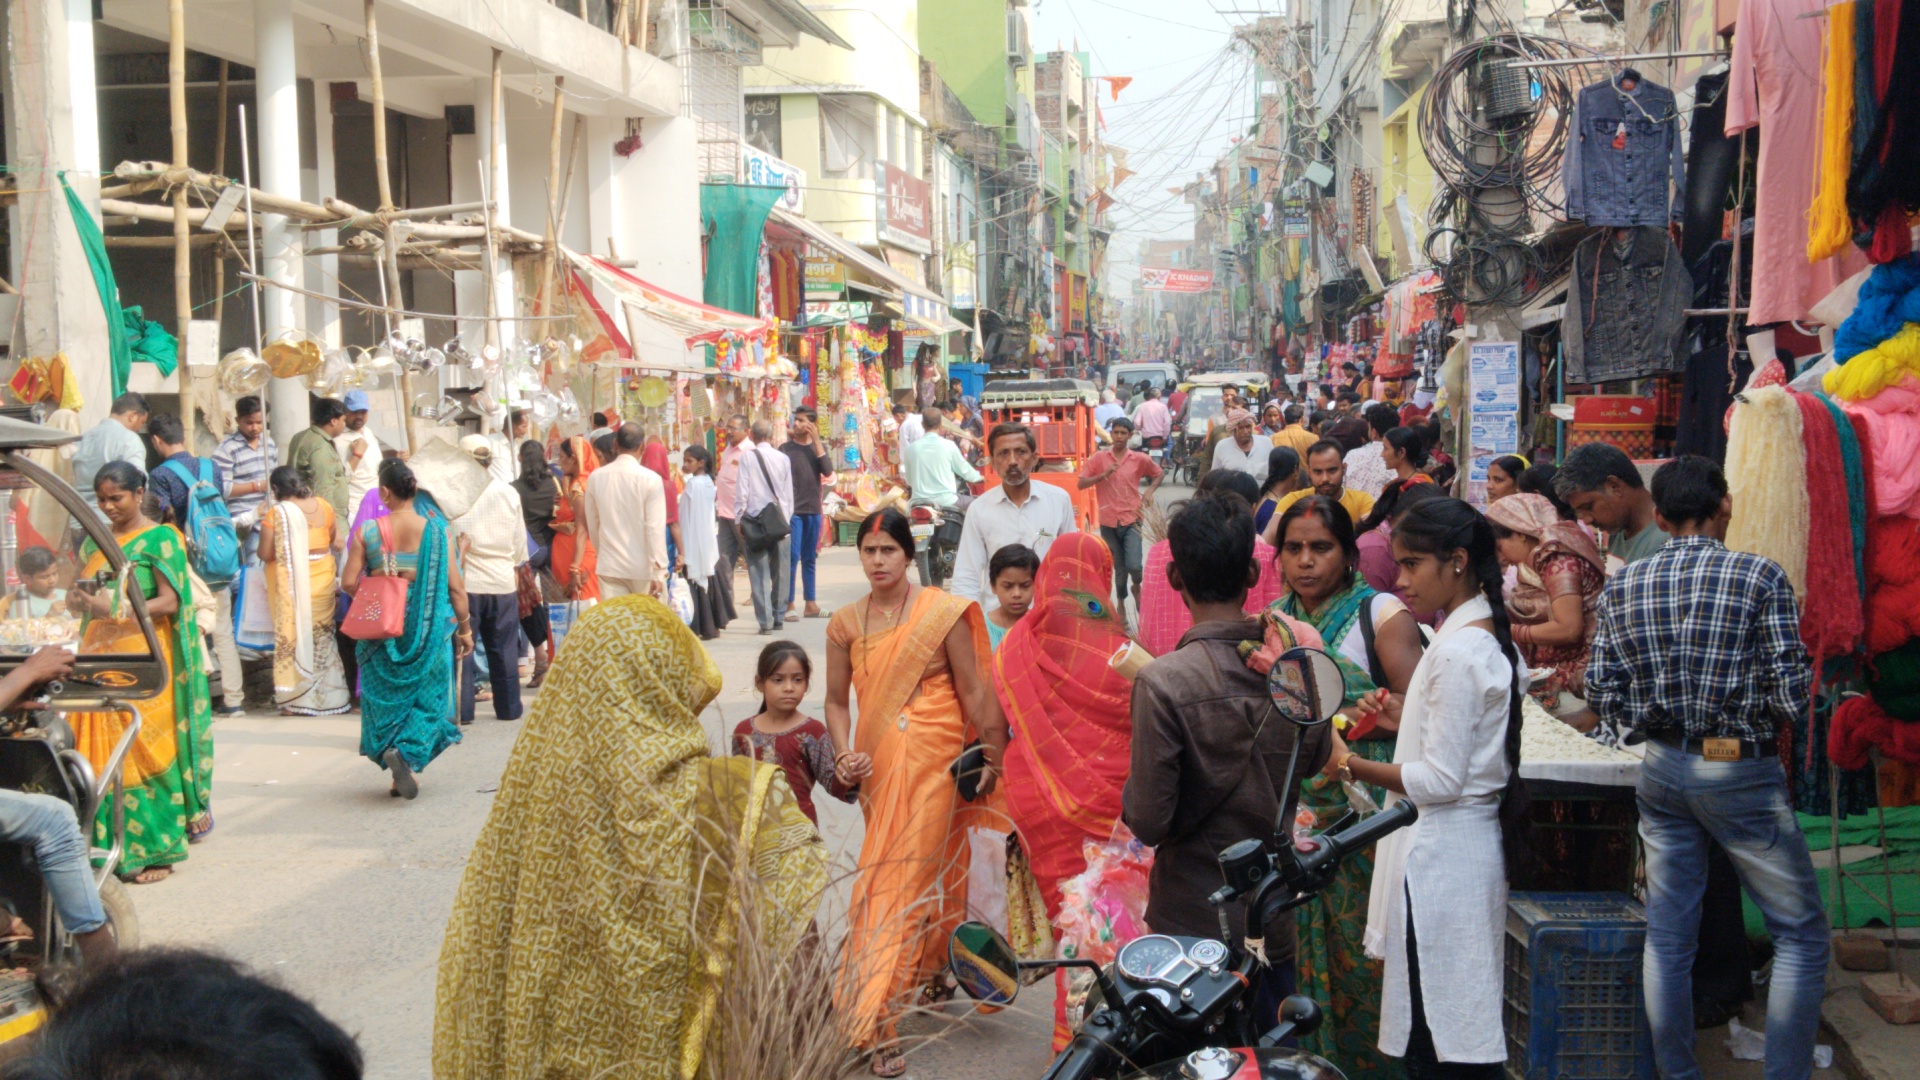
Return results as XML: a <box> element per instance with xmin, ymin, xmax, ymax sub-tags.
<box><xmin>288</xmin><ymin>397</ymin><xmax>351</xmax><ymax>531</ymax></box>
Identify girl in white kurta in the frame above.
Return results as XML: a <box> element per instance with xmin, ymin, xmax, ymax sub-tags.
<box><xmin>1319</xmin><ymin>496</ymin><xmax>1526</xmax><ymax>1076</ymax></box>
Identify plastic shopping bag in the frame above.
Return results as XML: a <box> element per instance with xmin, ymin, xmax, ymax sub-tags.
<box><xmin>1051</xmin><ymin>824</ymin><xmax>1154</xmax><ymax>965</ymax></box>
<box><xmin>235</xmin><ymin>563</ymin><xmax>273</xmax><ymax>659</ymax></box>
<box><xmin>547</xmin><ymin>599</ymin><xmax>596</xmax><ymax>652</ymax></box>
<box><xmin>966</xmin><ymin>826</ymin><xmax>1010</xmax><ymax>937</ymax></box>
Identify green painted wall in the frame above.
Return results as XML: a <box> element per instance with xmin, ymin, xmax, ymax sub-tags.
<box><xmin>918</xmin><ymin>0</ymin><xmax>1008</xmax><ymax>129</ymax></box>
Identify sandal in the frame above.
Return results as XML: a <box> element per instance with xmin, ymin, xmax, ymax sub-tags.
<box><xmin>126</xmin><ymin>866</ymin><xmax>172</xmax><ymax>885</ymax></box>
<box><xmin>870</xmin><ymin>1047</ymin><xmax>906</xmax><ymax>1078</ymax></box>
<box><xmin>384</xmin><ymin>748</ymin><xmax>419</xmax><ymax>800</ymax></box>
<box><xmin>917</xmin><ymin>978</ymin><xmax>955</xmax><ymax>1007</ymax></box>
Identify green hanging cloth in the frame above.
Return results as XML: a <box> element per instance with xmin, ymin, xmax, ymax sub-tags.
<box><xmin>59</xmin><ymin>175</ymin><xmax>135</xmax><ymax>398</ymax></box>
<box><xmin>122</xmin><ymin>306</ymin><xmax>179</xmax><ymax>377</ymax></box>
<box><xmin>699</xmin><ymin>183</ymin><xmax>784</xmax><ymax>317</ymax></box>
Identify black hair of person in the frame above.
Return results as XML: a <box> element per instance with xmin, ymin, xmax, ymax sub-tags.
<box><xmin>109</xmin><ymin>392</ymin><xmax>149</xmax><ymax>418</ymax></box>
<box><xmin>1260</xmin><ymin>447</ymin><xmax>1302</xmax><ymax>498</ymax></box>
<box><xmin>1283</xmin><ymin>403</ymin><xmax>1304</xmax><ymax>425</ymax></box>
<box><xmin>1650</xmin><ymin>454</ymin><xmax>1730</xmax><ymax>527</ymax></box>
<box><xmin>310</xmin><ymin>397</ymin><xmax>347</xmax><ymax>426</ymax></box>
<box><xmin>1274</xmin><ymin>494</ymin><xmax>1361</xmax><ymax>568</ymax></box>
<box><xmin>17</xmin><ymin>546</ymin><xmax>55</xmax><ymax>577</ymax></box>
<box><xmin>988</xmin><ymin>543</ymin><xmax>1040</xmax><ymax>585</ymax></box>
<box><xmin>1364</xmin><ymin>402</ymin><xmax>1400</xmax><ymax>438</ymax></box>
<box><xmin>4</xmin><ymin>947</ymin><xmax>364</xmax><ymax>1080</ymax></box>
<box><xmin>1554</xmin><ymin>441</ymin><xmax>1642</xmax><ymax>498</ymax></box>
<box><xmin>682</xmin><ymin>443</ymin><xmax>714</xmax><ymax>472</ymax></box>
<box><xmin>146</xmin><ymin>411</ymin><xmax>184</xmax><ymax>447</ymax></box>
<box><xmin>93</xmin><ymin>461</ymin><xmax>146</xmax><ymax>495</ymax></box>
<box><xmin>591</xmin><ymin>411</ymin><xmax>608</xmax><ymax>428</ymax></box>
<box><xmin>235</xmin><ymin>395</ymin><xmax>263</xmax><ymax>420</ymax></box>
<box><xmin>269</xmin><ymin>465</ymin><xmax>312</xmax><ymax>501</ymax></box>
<box><xmin>1357</xmin><ymin>476</ymin><xmax>1442</xmax><ymax>534</ymax></box>
<box><xmin>753</xmin><ymin>639</ymin><xmax>813</xmax><ymax>716</ymax></box>
<box><xmin>1305</xmin><ymin>439</ymin><xmax>1344</xmax><ymax>464</ymax></box>
<box><xmin>1196</xmin><ymin>467</ymin><xmax>1261</xmax><ymax>505</ymax></box>
<box><xmin>1490</xmin><ymin>455</ymin><xmax>1528</xmax><ymax>486</ymax></box>
<box><xmin>1383</xmin><ymin>426</ymin><xmax>1429</xmax><ymax>468</ymax></box>
<box><xmin>1166</xmin><ymin>491</ymin><xmax>1256</xmax><ymax>605</ymax></box>
<box><xmin>376</xmin><ymin>458</ymin><xmax>418</xmax><ymax>501</ymax></box>
<box><xmin>987</xmin><ymin>422</ymin><xmax>1037</xmax><ymax>453</ymax></box>
<box><xmin>1391</xmin><ymin>497</ymin><xmax>1530</xmax><ymax>880</ymax></box>
<box><xmin>518</xmin><ymin>439</ymin><xmax>551</xmax><ymax>483</ymax></box>
<box><xmin>858</xmin><ymin>507</ymin><xmax>915</xmax><ymax>561</ymax></box>
<box><xmin>591</xmin><ymin>433</ymin><xmax>617</xmax><ymax>468</ymax></box>
<box><xmin>1517</xmin><ymin>463</ymin><xmax>1575</xmax><ymax>521</ymax></box>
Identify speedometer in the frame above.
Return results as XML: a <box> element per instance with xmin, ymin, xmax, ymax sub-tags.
<box><xmin>1116</xmin><ymin>935</ymin><xmax>1186</xmax><ymax>982</ymax></box>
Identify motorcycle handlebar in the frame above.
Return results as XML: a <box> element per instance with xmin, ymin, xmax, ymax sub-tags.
<box><xmin>1041</xmin><ymin>1044</ymin><xmax>1107</xmax><ymax>1080</ymax></box>
<box><xmin>1298</xmin><ymin>800</ymin><xmax>1418</xmax><ymax>876</ymax></box>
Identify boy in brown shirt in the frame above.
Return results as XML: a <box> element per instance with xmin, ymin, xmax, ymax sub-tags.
<box><xmin>1123</xmin><ymin>489</ymin><xmax>1329</xmax><ymax>1025</ymax></box>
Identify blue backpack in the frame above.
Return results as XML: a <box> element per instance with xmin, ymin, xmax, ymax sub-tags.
<box><xmin>162</xmin><ymin>459</ymin><xmax>241</xmax><ymax>589</ymax></box>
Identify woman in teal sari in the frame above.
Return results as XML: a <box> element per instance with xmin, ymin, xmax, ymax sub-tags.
<box><xmin>68</xmin><ymin>462</ymin><xmax>214</xmax><ymax>883</ymax></box>
<box><xmin>1265</xmin><ymin>495</ymin><xmax>1424</xmax><ymax>1076</ymax></box>
<box><xmin>342</xmin><ymin>460</ymin><xmax>471</xmax><ymax>800</ymax></box>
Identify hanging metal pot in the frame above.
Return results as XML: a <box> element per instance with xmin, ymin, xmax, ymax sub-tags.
<box><xmin>219</xmin><ymin>348</ymin><xmax>271</xmax><ymax>395</ymax></box>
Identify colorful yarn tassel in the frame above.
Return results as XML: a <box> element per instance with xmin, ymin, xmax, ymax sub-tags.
<box><xmin>1825</xmin><ymin>323</ymin><xmax>1920</xmax><ymax>400</ymax></box>
<box><xmin>1725</xmin><ymin>386</ymin><xmax>1810</xmax><ymax>597</ymax></box>
<box><xmin>1809</xmin><ymin>1</ymin><xmax>1858</xmax><ymax>262</ymax></box>
<box><xmin>1797</xmin><ymin>393</ymin><xmax>1864</xmax><ymax>660</ymax></box>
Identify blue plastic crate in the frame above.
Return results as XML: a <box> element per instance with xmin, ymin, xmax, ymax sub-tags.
<box><xmin>1503</xmin><ymin>892</ymin><xmax>1652</xmax><ymax>1080</ymax></box>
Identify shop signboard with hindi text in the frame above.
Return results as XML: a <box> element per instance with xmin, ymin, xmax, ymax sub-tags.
<box><xmin>1068</xmin><ymin>272</ymin><xmax>1088</xmax><ymax>333</ymax></box>
<box><xmin>803</xmin><ymin>254</ymin><xmax>845</xmax><ymax>300</ymax></box>
<box><xmin>740</xmin><ymin>143</ymin><xmax>805</xmax><ymax>214</ymax></box>
<box><xmin>877</xmin><ymin>163</ymin><xmax>933</xmax><ymax>254</ymax></box>
<box><xmin>1139</xmin><ymin>267</ymin><xmax>1214</xmax><ymax>293</ymax></box>
<box><xmin>1466</xmin><ymin>340</ymin><xmax>1521</xmax><ymax>508</ymax></box>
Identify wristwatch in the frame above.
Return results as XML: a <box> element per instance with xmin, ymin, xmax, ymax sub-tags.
<box><xmin>1335</xmin><ymin>754</ymin><xmax>1355</xmax><ymax>784</ymax></box>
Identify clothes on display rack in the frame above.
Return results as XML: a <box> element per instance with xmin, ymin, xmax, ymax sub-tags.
<box><xmin>1683</xmin><ymin>68</ymin><xmax>1740</xmax><ymax>270</ymax></box>
<box><xmin>1562</xmin><ymin>226</ymin><xmax>1693</xmax><ymax>384</ymax></box>
<box><xmin>1727</xmin><ymin>0</ymin><xmax>1869</xmax><ymax>323</ymax></box>
<box><xmin>1846</xmin><ymin>0</ymin><xmax>1920</xmax><ymax>258</ymax></box>
<box><xmin>1564</xmin><ymin>73</ymin><xmax>1686</xmax><ymax>227</ymax></box>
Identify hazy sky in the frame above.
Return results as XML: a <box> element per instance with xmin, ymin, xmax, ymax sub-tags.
<box><xmin>1028</xmin><ymin>0</ymin><xmax>1278</xmax><ymax>302</ymax></box>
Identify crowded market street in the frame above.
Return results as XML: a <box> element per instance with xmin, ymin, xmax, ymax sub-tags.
<box><xmin>130</xmin><ymin>534</ymin><xmax>1061</xmax><ymax>1080</ymax></box>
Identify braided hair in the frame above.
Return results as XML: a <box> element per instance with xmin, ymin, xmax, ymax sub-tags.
<box><xmin>1392</xmin><ymin>497</ymin><xmax>1531</xmax><ymax>881</ymax></box>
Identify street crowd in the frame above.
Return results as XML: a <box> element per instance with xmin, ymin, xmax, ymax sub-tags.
<box><xmin>0</xmin><ymin>368</ymin><xmax>1832</xmax><ymax>1080</ymax></box>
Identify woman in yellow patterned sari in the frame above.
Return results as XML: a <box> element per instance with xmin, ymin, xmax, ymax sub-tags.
<box><xmin>68</xmin><ymin>462</ymin><xmax>213</xmax><ymax>884</ymax></box>
<box><xmin>825</xmin><ymin>508</ymin><xmax>1010</xmax><ymax>1077</ymax></box>
<box><xmin>432</xmin><ymin>596</ymin><xmax>828</xmax><ymax>1080</ymax></box>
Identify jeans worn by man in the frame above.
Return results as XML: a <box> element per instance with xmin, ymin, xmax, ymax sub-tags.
<box><xmin>0</xmin><ymin>791</ymin><xmax>106</xmax><ymax>937</ymax></box>
<box><xmin>787</xmin><ymin>513</ymin><xmax>822</xmax><ymax>611</ymax></box>
<box><xmin>1099</xmin><ymin>523</ymin><xmax>1145</xmax><ymax>605</ymax></box>
<box><xmin>746</xmin><ymin>536</ymin><xmax>790</xmax><ymax>634</ymax></box>
<box><xmin>1586</xmin><ymin>459</ymin><xmax>1823</xmax><ymax>1080</ymax></box>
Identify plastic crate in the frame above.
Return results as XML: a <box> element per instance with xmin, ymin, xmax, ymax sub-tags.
<box><xmin>834</xmin><ymin>519</ymin><xmax>861</xmax><ymax>547</ymax></box>
<box><xmin>1503</xmin><ymin>892</ymin><xmax>1652</xmax><ymax>1080</ymax></box>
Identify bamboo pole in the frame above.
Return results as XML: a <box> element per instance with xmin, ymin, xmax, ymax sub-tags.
<box><xmin>485</xmin><ymin>49</ymin><xmax>504</xmax><ymax>350</ymax></box>
<box><xmin>539</xmin><ymin>75</ymin><xmax>566</xmax><ymax>323</ymax></box>
<box><xmin>551</xmin><ymin>115</ymin><xmax>584</xmax><ymax>255</ymax></box>
<box><xmin>169</xmin><ymin>0</ymin><xmax>195</xmax><ymax>445</ymax></box>
<box><xmin>211</xmin><ymin>60</ymin><xmax>230</xmax><ymax>326</ymax></box>
<box><xmin>363</xmin><ymin>0</ymin><xmax>415</xmax><ymax>452</ymax></box>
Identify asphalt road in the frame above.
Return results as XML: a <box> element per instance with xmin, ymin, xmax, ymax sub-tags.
<box><xmin>132</xmin><ymin>541</ymin><xmax>1058</xmax><ymax>1079</ymax></box>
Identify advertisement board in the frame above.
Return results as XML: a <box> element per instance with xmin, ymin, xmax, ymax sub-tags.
<box><xmin>1466</xmin><ymin>340</ymin><xmax>1522</xmax><ymax>507</ymax></box>
<box><xmin>1139</xmin><ymin>267</ymin><xmax>1214</xmax><ymax>293</ymax></box>
<box><xmin>803</xmin><ymin>254</ymin><xmax>845</xmax><ymax>299</ymax></box>
<box><xmin>877</xmin><ymin>162</ymin><xmax>932</xmax><ymax>254</ymax></box>
<box><xmin>741</xmin><ymin>143</ymin><xmax>805</xmax><ymax>214</ymax></box>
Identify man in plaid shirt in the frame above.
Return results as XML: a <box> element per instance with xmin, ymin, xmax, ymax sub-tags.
<box><xmin>1587</xmin><ymin>456</ymin><xmax>1825</xmax><ymax>1080</ymax></box>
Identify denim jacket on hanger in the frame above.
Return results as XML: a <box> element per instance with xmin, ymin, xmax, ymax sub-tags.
<box><xmin>1564</xmin><ymin>74</ymin><xmax>1687</xmax><ymax>227</ymax></box>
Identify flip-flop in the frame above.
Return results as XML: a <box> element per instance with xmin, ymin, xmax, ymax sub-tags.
<box><xmin>384</xmin><ymin>748</ymin><xmax>419</xmax><ymax>800</ymax></box>
<box><xmin>805</xmin><ymin>610</ymin><xmax>830</xmax><ymax>619</ymax></box>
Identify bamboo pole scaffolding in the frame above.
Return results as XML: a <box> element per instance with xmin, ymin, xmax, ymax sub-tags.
<box><xmin>168</xmin><ymin>0</ymin><xmax>195</xmax><ymax>445</ymax></box>
<box><xmin>363</xmin><ymin>0</ymin><xmax>416</xmax><ymax>454</ymax></box>
<box><xmin>211</xmin><ymin>59</ymin><xmax>230</xmax><ymax>327</ymax></box>
<box><xmin>539</xmin><ymin>75</ymin><xmax>566</xmax><ymax>320</ymax></box>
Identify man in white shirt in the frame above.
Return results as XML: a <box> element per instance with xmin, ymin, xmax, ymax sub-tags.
<box><xmin>1208</xmin><ymin>408</ymin><xmax>1269</xmax><ymax>485</ymax></box>
<box><xmin>950</xmin><ymin>423</ymin><xmax>1080</xmax><ymax>610</ymax></box>
<box><xmin>734</xmin><ymin>420</ymin><xmax>796</xmax><ymax>634</ymax></box>
<box><xmin>1342</xmin><ymin>403</ymin><xmax>1400</xmax><ymax>498</ymax></box>
<box><xmin>583</xmin><ymin>423</ymin><xmax>669</xmax><ymax>602</ymax></box>
<box><xmin>453</xmin><ymin>436</ymin><xmax>529</xmax><ymax>724</ymax></box>
<box><xmin>894</xmin><ymin>403</ymin><xmax>926</xmax><ymax>476</ymax></box>
<box><xmin>335</xmin><ymin>389</ymin><xmax>385</xmax><ymax>516</ymax></box>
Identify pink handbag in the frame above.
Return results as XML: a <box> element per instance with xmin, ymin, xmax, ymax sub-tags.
<box><xmin>341</xmin><ymin>518</ymin><xmax>411</xmax><ymax>641</ymax></box>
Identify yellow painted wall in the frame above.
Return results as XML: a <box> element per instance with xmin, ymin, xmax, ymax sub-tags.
<box><xmin>744</xmin><ymin>0</ymin><xmax>925</xmax><ymax>119</ymax></box>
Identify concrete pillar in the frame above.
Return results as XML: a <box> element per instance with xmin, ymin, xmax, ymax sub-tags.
<box><xmin>471</xmin><ymin>74</ymin><xmax>515</xmax><ymax>345</ymax></box>
<box><xmin>255</xmin><ymin>0</ymin><xmax>307</xmax><ymax>446</ymax></box>
<box><xmin>872</xmin><ymin>97</ymin><xmax>889</xmax><ymax>177</ymax></box>
<box><xmin>3</xmin><ymin>0</ymin><xmax>112</xmax><ymax>425</ymax></box>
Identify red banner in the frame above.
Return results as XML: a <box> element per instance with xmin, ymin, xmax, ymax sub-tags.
<box><xmin>1139</xmin><ymin>267</ymin><xmax>1214</xmax><ymax>293</ymax></box>
<box><xmin>877</xmin><ymin>162</ymin><xmax>932</xmax><ymax>253</ymax></box>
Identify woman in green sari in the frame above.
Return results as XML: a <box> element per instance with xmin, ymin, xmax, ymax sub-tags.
<box><xmin>1265</xmin><ymin>495</ymin><xmax>1424</xmax><ymax>1076</ymax></box>
<box><xmin>341</xmin><ymin>460</ymin><xmax>469</xmax><ymax>800</ymax></box>
<box><xmin>69</xmin><ymin>462</ymin><xmax>214</xmax><ymax>884</ymax></box>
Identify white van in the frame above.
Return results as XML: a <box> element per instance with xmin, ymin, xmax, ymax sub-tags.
<box><xmin>1107</xmin><ymin>362</ymin><xmax>1180</xmax><ymax>394</ymax></box>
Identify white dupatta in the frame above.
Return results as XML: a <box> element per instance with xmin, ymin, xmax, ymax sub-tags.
<box><xmin>271</xmin><ymin>500</ymin><xmax>317</xmax><ymax>700</ymax></box>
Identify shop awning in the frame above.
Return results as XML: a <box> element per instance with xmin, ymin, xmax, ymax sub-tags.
<box><xmin>768</xmin><ymin>207</ymin><xmax>969</xmax><ymax>336</ymax></box>
<box><xmin>569</xmin><ymin>252</ymin><xmax>774</xmax><ymax>346</ymax></box>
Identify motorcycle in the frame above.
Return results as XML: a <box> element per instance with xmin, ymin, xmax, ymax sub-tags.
<box><xmin>947</xmin><ymin>646</ymin><xmax>1419</xmax><ymax>1080</ymax></box>
<box><xmin>909</xmin><ymin>499</ymin><xmax>967</xmax><ymax>590</ymax></box>
<box><xmin>1142</xmin><ymin>436</ymin><xmax>1169</xmax><ymax>471</ymax></box>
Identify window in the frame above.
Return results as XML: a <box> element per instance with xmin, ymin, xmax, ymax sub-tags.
<box><xmin>820</xmin><ymin>94</ymin><xmax>873</xmax><ymax>179</ymax></box>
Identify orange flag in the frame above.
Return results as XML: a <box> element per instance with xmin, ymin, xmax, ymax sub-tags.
<box><xmin>1103</xmin><ymin>76</ymin><xmax>1133</xmax><ymax>100</ymax></box>
<box><xmin>1113</xmin><ymin>167</ymin><xmax>1135</xmax><ymax>187</ymax></box>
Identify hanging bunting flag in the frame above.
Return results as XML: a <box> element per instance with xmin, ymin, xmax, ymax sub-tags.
<box><xmin>1100</xmin><ymin>76</ymin><xmax>1133</xmax><ymax>100</ymax></box>
<box><xmin>1113</xmin><ymin>167</ymin><xmax>1135</xmax><ymax>187</ymax></box>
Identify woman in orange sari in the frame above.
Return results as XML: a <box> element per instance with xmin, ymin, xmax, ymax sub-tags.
<box><xmin>826</xmin><ymin>508</ymin><xmax>1009</xmax><ymax>1078</ymax></box>
<box><xmin>550</xmin><ymin>436</ymin><xmax>600</xmax><ymax>602</ymax></box>
<box><xmin>994</xmin><ymin>532</ymin><xmax>1135</xmax><ymax>1050</ymax></box>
